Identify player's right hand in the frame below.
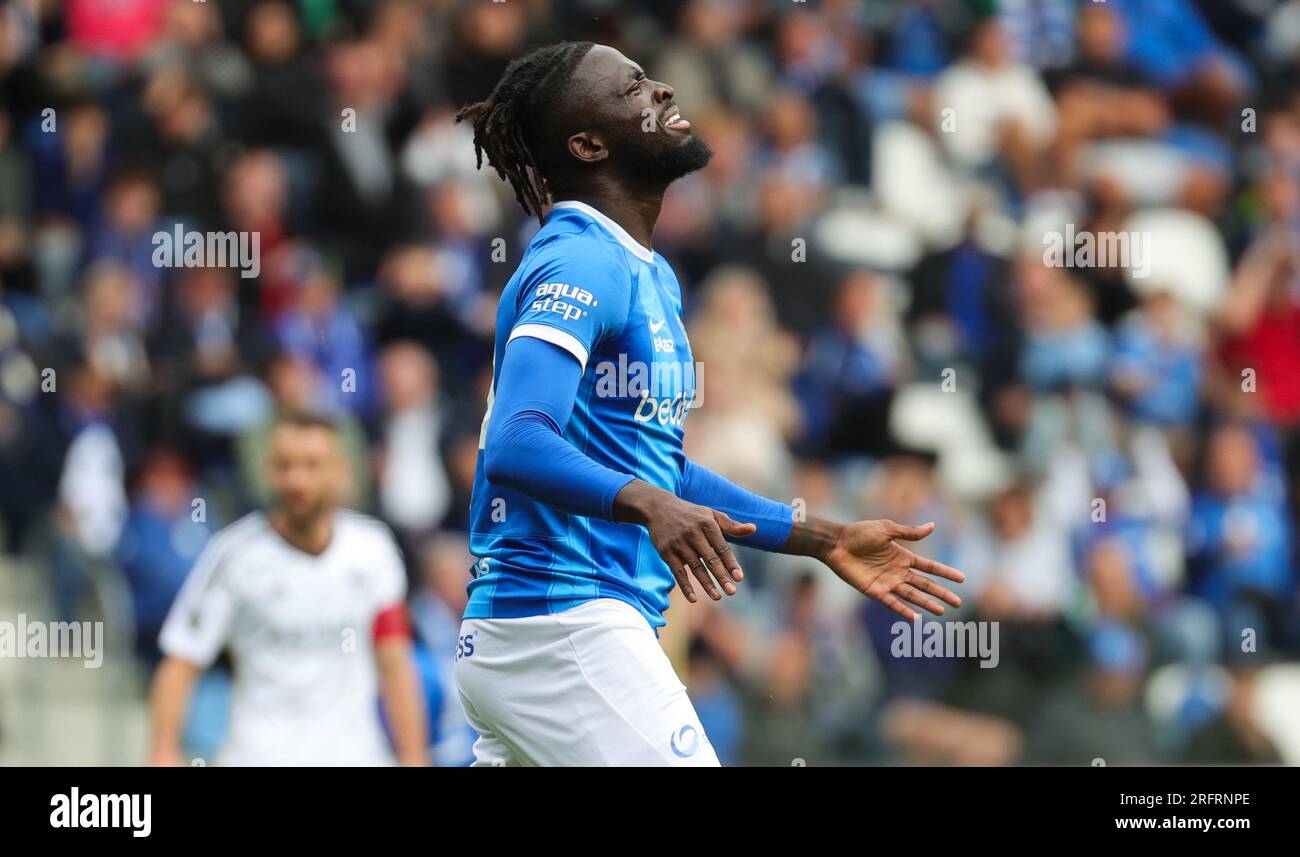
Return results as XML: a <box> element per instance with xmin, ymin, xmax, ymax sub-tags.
<box><xmin>613</xmin><ymin>481</ymin><xmax>756</xmax><ymax>602</ymax></box>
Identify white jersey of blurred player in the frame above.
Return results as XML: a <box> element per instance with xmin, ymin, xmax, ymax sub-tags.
<box><xmin>159</xmin><ymin>510</ymin><xmax>408</xmax><ymax>765</ymax></box>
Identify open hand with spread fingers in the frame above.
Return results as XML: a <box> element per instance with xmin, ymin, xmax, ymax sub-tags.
<box><xmin>822</xmin><ymin>520</ymin><xmax>965</xmax><ymax>621</ymax></box>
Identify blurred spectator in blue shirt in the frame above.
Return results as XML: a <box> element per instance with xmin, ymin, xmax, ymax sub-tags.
<box><xmin>1110</xmin><ymin>291</ymin><xmax>1204</xmax><ymax>428</ymax></box>
<box><xmin>885</xmin><ymin>1</ymin><xmax>952</xmax><ymax>79</ymax></box>
<box><xmin>999</xmin><ymin>0</ymin><xmax>1077</xmax><ymax>71</ymax></box>
<box><xmin>29</xmin><ymin>101</ymin><xmax>113</xmax><ymax>235</ymax></box>
<box><xmin>1110</xmin><ymin>0</ymin><xmax>1232</xmax><ymax>90</ymax></box>
<box><xmin>273</xmin><ymin>245</ymin><xmax>370</xmax><ymax>415</ymax></box>
<box><xmin>117</xmin><ymin>448</ymin><xmax>213</xmax><ymax>666</ymax></box>
<box><xmin>1108</xmin><ymin>0</ymin><xmax>1251</xmax><ymax>126</ymax></box>
<box><xmin>87</xmin><ymin>170</ymin><xmax>167</xmax><ymax>328</ymax></box>
<box><xmin>797</xmin><ymin>270</ymin><xmax>905</xmax><ymax>457</ymax></box>
<box><xmin>1187</xmin><ymin>423</ymin><xmax>1295</xmax><ymax>649</ymax></box>
<box><xmin>1018</xmin><ymin>264</ymin><xmax>1110</xmax><ymax>392</ymax></box>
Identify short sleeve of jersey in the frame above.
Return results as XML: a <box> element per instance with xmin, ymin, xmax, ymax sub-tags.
<box><xmin>158</xmin><ymin>534</ymin><xmax>239</xmax><ymax>667</ymax></box>
<box><xmin>370</xmin><ymin>525</ymin><xmax>408</xmax><ymax>612</ymax></box>
<box><xmin>506</xmin><ymin>237</ymin><xmax>632</xmax><ymax>371</ymax></box>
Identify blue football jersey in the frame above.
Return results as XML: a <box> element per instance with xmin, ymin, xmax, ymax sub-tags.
<box><xmin>465</xmin><ymin>200</ymin><xmax>699</xmax><ymax>629</ymax></box>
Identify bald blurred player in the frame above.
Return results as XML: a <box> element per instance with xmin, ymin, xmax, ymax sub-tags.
<box><xmin>149</xmin><ymin>413</ymin><xmax>428</xmax><ymax>766</ymax></box>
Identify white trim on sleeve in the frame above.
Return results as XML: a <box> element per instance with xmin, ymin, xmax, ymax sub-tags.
<box><xmin>508</xmin><ymin>323</ymin><xmax>590</xmax><ymax>371</ymax></box>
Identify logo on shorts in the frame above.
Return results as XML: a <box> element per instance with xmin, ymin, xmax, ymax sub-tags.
<box><xmin>669</xmin><ymin>724</ymin><xmax>700</xmax><ymax>758</ymax></box>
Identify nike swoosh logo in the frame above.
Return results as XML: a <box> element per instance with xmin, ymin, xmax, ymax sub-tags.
<box><xmin>649</xmin><ymin>319</ymin><xmax>667</xmax><ymax>334</ymax></box>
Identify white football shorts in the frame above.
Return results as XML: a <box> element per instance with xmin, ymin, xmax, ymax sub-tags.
<box><xmin>454</xmin><ymin>598</ymin><xmax>719</xmax><ymax>767</ymax></box>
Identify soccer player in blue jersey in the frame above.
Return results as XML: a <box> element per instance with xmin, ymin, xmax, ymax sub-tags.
<box><xmin>453</xmin><ymin>42</ymin><xmax>965</xmax><ymax>766</ymax></box>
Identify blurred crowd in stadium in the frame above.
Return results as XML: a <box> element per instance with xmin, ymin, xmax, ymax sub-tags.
<box><xmin>2</xmin><ymin>0</ymin><xmax>1300</xmax><ymax>766</ymax></box>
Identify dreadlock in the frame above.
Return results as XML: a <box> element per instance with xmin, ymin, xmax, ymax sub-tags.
<box><xmin>456</xmin><ymin>42</ymin><xmax>596</xmax><ymax>223</ymax></box>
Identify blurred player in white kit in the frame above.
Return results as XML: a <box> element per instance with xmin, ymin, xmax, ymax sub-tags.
<box><xmin>149</xmin><ymin>413</ymin><xmax>428</xmax><ymax>766</ymax></box>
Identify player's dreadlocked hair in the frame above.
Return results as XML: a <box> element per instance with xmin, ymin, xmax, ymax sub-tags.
<box><xmin>456</xmin><ymin>42</ymin><xmax>596</xmax><ymax>223</ymax></box>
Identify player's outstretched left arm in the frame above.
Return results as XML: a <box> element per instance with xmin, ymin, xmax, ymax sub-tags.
<box><xmin>675</xmin><ymin>460</ymin><xmax>964</xmax><ymax>620</ymax></box>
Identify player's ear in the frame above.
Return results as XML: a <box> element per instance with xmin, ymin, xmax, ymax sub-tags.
<box><xmin>567</xmin><ymin>131</ymin><xmax>608</xmax><ymax>165</ymax></box>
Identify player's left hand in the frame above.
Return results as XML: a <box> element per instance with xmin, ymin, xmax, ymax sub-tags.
<box><xmin>823</xmin><ymin>520</ymin><xmax>965</xmax><ymax>621</ymax></box>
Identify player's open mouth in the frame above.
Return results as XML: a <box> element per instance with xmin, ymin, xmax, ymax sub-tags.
<box><xmin>663</xmin><ymin>109</ymin><xmax>690</xmax><ymax>131</ymax></box>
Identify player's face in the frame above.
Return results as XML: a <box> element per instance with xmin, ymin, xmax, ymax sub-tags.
<box><xmin>266</xmin><ymin>425</ymin><xmax>342</xmax><ymax>524</ymax></box>
<box><xmin>574</xmin><ymin>45</ymin><xmax>712</xmax><ymax>184</ymax></box>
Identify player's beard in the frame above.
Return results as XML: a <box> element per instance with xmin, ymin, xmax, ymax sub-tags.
<box><xmin>615</xmin><ymin>125</ymin><xmax>713</xmax><ymax>185</ymax></box>
<box><xmin>280</xmin><ymin>495</ymin><xmax>330</xmax><ymax>531</ymax></box>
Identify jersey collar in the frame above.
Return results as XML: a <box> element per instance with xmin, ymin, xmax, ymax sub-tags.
<box><xmin>551</xmin><ymin>199</ymin><xmax>655</xmax><ymax>264</ymax></box>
